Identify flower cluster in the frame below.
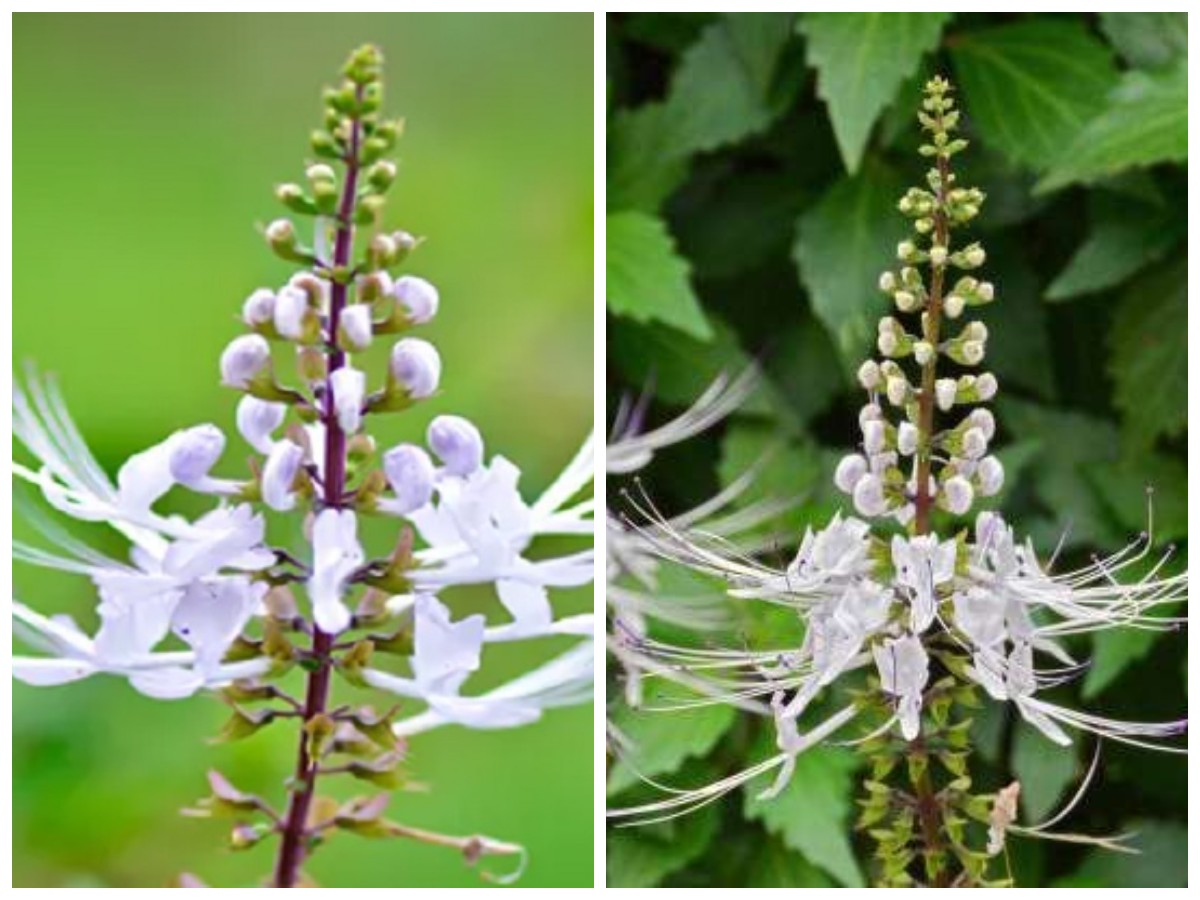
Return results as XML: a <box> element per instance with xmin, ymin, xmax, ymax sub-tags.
<box><xmin>608</xmin><ymin>77</ymin><xmax>1186</xmax><ymax>887</ymax></box>
<box><xmin>12</xmin><ymin>45</ymin><xmax>593</xmax><ymax>887</ymax></box>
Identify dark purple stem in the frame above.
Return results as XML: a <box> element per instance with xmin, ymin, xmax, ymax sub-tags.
<box><xmin>272</xmin><ymin>86</ymin><xmax>364</xmax><ymax>890</ymax></box>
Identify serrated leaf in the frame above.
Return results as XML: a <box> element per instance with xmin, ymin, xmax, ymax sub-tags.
<box><xmin>1099</xmin><ymin>12</ymin><xmax>1187</xmax><ymax>71</ymax></box>
<box><xmin>951</xmin><ymin>20</ymin><xmax>1118</xmax><ymax>171</ymax></box>
<box><xmin>793</xmin><ymin>161</ymin><xmax>906</xmax><ymax>365</ymax></box>
<box><xmin>661</xmin><ymin>15</ymin><xmax>795</xmax><ymax>155</ymax></box>
<box><xmin>607</xmin><ymin>211</ymin><xmax>712</xmax><ymax>340</ymax></box>
<box><xmin>742</xmin><ymin>743</ymin><xmax>864</xmax><ymax>886</ymax></box>
<box><xmin>1011</xmin><ymin>727</ymin><xmax>1078</xmax><ymax>822</ymax></box>
<box><xmin>1108</xmin><ymin>260</ymin><xmax>1186</xmax><ymax>448</ymax></box>
<box><xmin>799</xmin><ymin>12</ymin><xmax>951</xmax><ymax>173</ymax></box>
<box><xmin>1037</xmin><ymin>62</ymin><xmax>1187</xmax><ymax>193</ymax></box>
<box><xmin>608</xmin><ymin>103</ymin><xmax>690</xmax><ymax>213</ymax></box>
<box><xmin>607</xmin><ymin>679</ymin><xmax>736</xmax><ymax>796</ymax></box>
<box><xmin>1046</xmin><ymin>196</ymin><xmax>1182</xmax><ymax>300</ymax></box>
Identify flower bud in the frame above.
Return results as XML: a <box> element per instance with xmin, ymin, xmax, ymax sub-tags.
<box><xmin>367</xmin><ymin>159</ymin><xmax>397</xmax><ymax>191</ymax></box>
<box><xmin>929</xmin><ymin>245</ymin><xmax>948</xmax><ymax>266</ymax></box>
<box><xmin>358</xmin><ymin>270</ymin><xmax>394</xmax><ymax>303</ymax></box>
<box><xmin>961</xmin><ymin>340</ymin><xmax>984</xmax><ymax>365</ymax></box>
<box><xmin>877</xmin><ymin>331</ymin><xmax>899</xmax><ymax>357</ymax></box>
<box><xmin>393</xmin><ymin>276</ymin><xmax>439</xmax><ymax>324</ymax></box>
<box><xmin>943</xmin><ymin>294</ymin><xmax>965</xmax><ymax>318</ymax></box>
<box><xmin>894</xmin><ymin>290</ymin><xmax>918</xmax><ymax>312</ymax></box>
<box><xmin>943</xmin><ymin>476</ymin><xmax>974</xmax><ymax>515</ymax></box>
<box><xmin>853</xmin><ymin>474</ymin><xmax>887</xmax><ymax>517</ymax></box>
<box><xmin>897</xmin><ymin>422</ymin><xmax>918</xmax><ymax>456</ymax></box>
<box><xmin>878</xmin><ymin>271</ymin><xmax>897</xmax><ymax>292</ymax></box>
<box><xmin>236</xmin><ymin>396</ymin><xmax>286</xmax><ymax>454</ymax></box>
<box><xmin>168</xmin><ymin>425</ymin><xmax>226</xmax><ymax>486</ymax></box>
<box><xmin>262</xmin><ymin>439</ymin><xmax>305</xmax><ymax>511</ymax></box>
<box><xmin>368</xmin><ymin>233</ymin><xmax>397</xmax><ymax>268</ymax></box>
<box><xmin>265</xmin><ymin>218</ymin><xmax>299</xmax><ymax>257</ymax></box>
<box><xmin>965</xmin><ymin>246</ymin><xmax>986</xmax><ymax>267</ymax></box>
<box><xmin>330</xmin><ymin>366</ymin><xmax>366</xmax><ymax>434</ymax></box>
<box><xmin>935</xmin><ymin>378</ymin><xmax>957</xmax><ymax>412</ymax></box>
<box><xmin>428</xmin><ymin>415</ymin><xmax>484</xmax><ymax>476</ymax></box>
<box><xmin>382</xmin><ymin>443</ymin><xmax>436</xmax><ymax>514</ymax></box>
<box><xmin>339</xmin><ymin>304</ymin><xmax>374</xmax><ymax>351</ymax></box>
<box><xmin>862</xmin><ymin>419</ymin><xmax>886</xmax><ymax>455</ymax></box>
<box><xmin>389</xmin><ymin>338</ymin><xmax>441</xmax><ymax>398</ymax></box>
<box><xmin>392</xmin><ymin>230</ymin><xmax>420</xmax><ymax>263</ymax></box>
<box><xmin>220</xmin><ymin>334</ymin><xmax>271</xmax><ymax>388</ymax></box>
<box><xmin>859</xmin><ymin>402</ymin><xmax>883</xmax><ymax>428</ymax></box>
<box><xmin>897</xmin><ymin>240</ymin><xmax>916</xmax><ymax>261</ymax></box>
<box><xmin>962</xmin><ymin>427</ymin><xmax>988</xmax><ymax>460</ymax></box>
<box><xmin>977</xmin><ymin>456</ymin><xmax>1005</xmax><ymax>496</ymax></box>
<box><xmin>977</xmin><ymin>281</ymin><xmax>995</xmax><ymax>302</ymax></box>
<box><xmin>962</xmin><ymin>322</ymin><xmax>988</xmax><ymax>342</ymax></box>
<box><xmin>274</xmin><ymin>286</ymin><xmax>310</xmax><ymax>340</ymax></box>
<box><xmin>968</xmin><ymin>408</ymin><xmax>996</xmax><ymax>441</ymax></box>
<box><xmin>913</xmin><ymin>341</ymin><xmax>934</xmax><ymax>366</ymax></box>
<box><xmin>885</xmin><ymin>376</ymin><xmax>908</xmax><ymax>407</ymax></box>
<box><xmin>834</xmin><ymin>454</ymin><xmax>868</xmax><ymax>493</ymax></box>
<box><xmin>976</xmin><ymin>372</ymin><xmax>998</xmax><ymax>401</ymax></box>
<box><xmin>242</xmin><ymin>289</ymin><xmax>276</xmax><ymax>327</ymax></box>
<box><xmin>857</xmin><ymin>360</ymin><xmax>881</xmax><ymax>390</ymax></box>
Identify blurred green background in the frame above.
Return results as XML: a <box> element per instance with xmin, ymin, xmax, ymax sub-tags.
<box><xmin>606</xmin><ymin>12</ymin><xmax>1185</xmax><ymax>889</ymax></box>
<box><xmin>14</xmin><ymin>12</ymin><xmax>593</xmax><ymax>888</ymax></box>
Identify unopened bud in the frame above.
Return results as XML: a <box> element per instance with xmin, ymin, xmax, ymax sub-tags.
<box><xmin>859</xmin><ymin>402</ymin><xmax>883</xmax><ymax>428</ymax></box>
<box><xmin>305</xmin><ymin>163</ymin><xmax>336</xmax><ymax>185</ymax></box>
<box><xmin>261</xmin><ymin>440</ymin><xmax>304</xmax><ymax>511</ymax></box>
<box><xmin>913</xmin><ymin>341</ymin><xmax>934</xmax><ymax>366</ymax></box>
<box><xmin>961</xmin><ymin>340</ymin><xmax>984</xmax><ymax>365</ymax></box>
<box><xmin>963</xmin><ymin>245</ymin><xmax>986</xmax><ymax>268</ymax></box>
<box><xmin>975</xmin><ymin>372</ymin><xmax>998</xmax><ymax>401</ymax></box>
<box><xmin>897</xmin><ymin>422</ymin><xmax>918</xmax><ymax>456</ymax></box>
<box><xmin>242</xmin><ymin>289</ymin><xmax>276</xmax><ymax>327</ymax></box>
<box><xmin>382</xmin><ymin>444</ymin><xmax>436</xmax><ymax>514</ymax></box>
<box><xmin>894</xmin><ymin>290</ymin><xmax>918</xmax><ymax>312</ymax></box>
<box><xmin>878</xmin><ymin>271</ymin><xmax>897</xmax><ymax>292</ymax></box>
<box><xmin>169</xmin><ymin>425</ymin><xmax>226</xmax><ymax>486</ymax></box>
<box><xmin>878</xmin><ymin>331</ymin><xmax>899</xmax><ymax>356</ymax></box>
<box><xmin>428</xmin><ymin>415</ymin><xmax>484</xmax><ymax>476</ymax></box>
<box><xmin>977</xmin><ymin>456</ymin><xmax>1005</xmax><ymax>496</ymax></box>
<box><xmin>265</xmin><ymin>219</ymin><xmax>297</xmax><ymax>256</ymax></box>
<box><xmin>962</xmin><ymin>427</ymin><xmax>988</xmax><ymax>460</ymax></box>
<box><xmin>367</xmin><ymin>160</ymin><xmax>397</xmax><ymax>191</ymax></box>
<box><xmin>389</xmin><ymin>338</ymin><xmax>441</xmax><ymax>399</ymax></box>
<box><xmin>220</xmin><ymin>335</ymin><xmax>271</xmax><ymax>389</ymax></box>
<box><xmin>943</xmin><ymin>476</ymin><xmax>974</xmax><ymax>515</ymax></box>
<box><xmin>340</xmin><ymin>304</ymin><xmax>374</xmax><ymax>351</ymax></box>
<box><xmin>331</xmin><ymin>367</ymin><xmax>366</xmax><ymax>434</ymax></box>
<box><xmin>977</xmin><ymin>281</ymin><xmax>995</xmax><ymax>302</ymax></box>
<box><xmin>935</xmin><ymin>378</ymin><xmax>957</xmax><ymax>412</ymax></box>
<box><xmin>886</xmin><ymin>376</ymin><xmax>908</xmax><ymax>407</ymax></box>
<box><xmin>943</xmin><ymin>294</ymin><xmax>965</xmax><ymax>318</ymax></box>
<box><xmin>853</xmin><ymin>474</ymin><xmax>887</xmax><ymax>517</ymax></box>
<box><xmin>273</xmin><ymin>286</ymin><xmax>310</xmax><ymax>340</ymax></box>
<box><xmin>897</xmin><ymin>240</ymin><xmax>916</xmax><ymax>261</ymax></box>
<box><xmin>857</xmin><ymin>360</ymin><xmax>881</xmax><ymax>390</ymax></box>
<box><xmin>968</xmin><ymin>408</ymin><xmax>995</xmax><ymax>441</ymax></box>
<box><xmin>929</xmin><ymin>245</ymin><xmax>948</xmax><ymax>266</ymax></box>
<box><xmin>393</xmin><ymin>276</ymin><xmax>439</xmax><ymax>324</ymax></box>
<box><xmin>862</xmin><ymin>419</ymin><xmax>886</xmax><ymax>455</ymax></box>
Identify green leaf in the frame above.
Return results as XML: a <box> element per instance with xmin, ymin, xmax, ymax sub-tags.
<box><xmin>982</xmin><ymin>237</ymin><xmax>1056</xmax><ymax>400</ymax></box>
<box><xmin>1082</xmin><ymin>626</ymin><xmax>1160</xmax><ymax>699</ymax></box>
<box><xmin>742</xmin><ymin>743</ymin><xmax>864</xmax><ymax>887</ymax></box>
<box><xmin>792</xmin><ymin>161</ymin><xmax>906</xmax><ymax>365</ymax></box>
<box><xmin>606</xmin><ymin>792</ymin><xmax>720</xmax><ymax>888</ymax></box>
<box><xmin>607</xmin><ymin>315</ymin><xmax>764</xmax><ymax>410</ymax></box>
<box><xmin>662</xmin><ymin>14</ymin><xmax>795</xmax><ymax>155</ymax></box>
<box><xmin>607</xmin><ymin>679</ymin><xmax>736</xmax><ymax>796</ymax></box>
<box><xmin>1037</xmin><ymin>63</ymin><xmax>1187</xmax><ymax>193</ymax></box>
<box><xmin>744</xmin><ymin>836</ymin><xmax>836</xmax><ymax>887</ymax></box>
<box><xmin>1108</xmin><ymin>260</ymin><xmax>1187</xmax><ymax>448</ymax></box>
<box><xmin>951</xmin><ymin>19</ymin><xmax>1118</xmax><ymax>171</ymax></box>
<box><xmin>799</xmin><ymin>12</ymin><xmax>952</xmax><ymax>173</ymax></box>
<box><xmin>606</xmin><ymin>211</ymin><xmax>712</xmax><ymax>340</ymax></box>
<box><xmin>1099</xmin><ymin>12</ymin><xmax>1188</xmax><ymax>70</ymax></box>
<box><xmin>1053</xmin><ymin>819</ymin><xmax>1186</xmax><ymax>887</ymax></box>
<box><xmin>607</xmin><ymin>103</ymin><xmax>690</xmax><ymax>213</ymax></box>
<box><xmin>1046</xmin><ymin>196</ymin><xmax>1182</xmax><ymax>300</ymax></box>
<box><xmin>1011</xmin><ymin>727</ymin><xmax>1078</xmax><ymax>822</ymax></box>
<box><xmin>1084</xmin><ymin>452</ymin><xmax>1188</xmax><ymax>545</ymax></box>
<box><xmin>996</xmin><ymin>398</ymin><xmax>1120</xmax><ymax>548</ymax></box>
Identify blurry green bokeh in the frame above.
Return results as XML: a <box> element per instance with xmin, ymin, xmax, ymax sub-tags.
<box><xmin>13</xmin><ymin>12</ymin><xmax>594</xmax><ymax>888</ymax></box>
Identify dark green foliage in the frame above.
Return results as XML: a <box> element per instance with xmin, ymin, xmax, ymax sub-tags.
<box><xmin>606</xmin><ymin>11</ymin><xmax>1186</xmax><ymax>888</ymax></box>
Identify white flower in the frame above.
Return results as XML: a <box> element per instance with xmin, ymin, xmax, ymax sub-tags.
<box><xmin>307</xmin><ymin>508</ymin><xmax>363</xmax><ymax>634</ymax></box>
<box><xmin>220</xmin><ymin>334</ymin><xmax>270</xmax><ymax>388</ymax></box>
<box><xmin>380</xmin><ymin>443</ymin><xmax>436</xmax><ymax>515</ymax></box>
<box><xmin>236</xmin><ymin>396</ymin><xmax>287</xmax><ymax>454</ymax></box>
<box><xmin>167</xmin><ymin>424</ymin><xmax>227</xmax><ymax>490</ymax></box>
<box><xmin>427</xmin><ymin>414</ymin><xmax>483</xmax><ymax>476</ymax></box>
<box><xmin>853</xmin><ymin>473</ymin><xmax>887</xmax><ymax>516</ymax></box>
<box><xmin>273</xmin><ymin>285</ymin><xmax>310</xmax><ymax>340</ymax></box>
<box><xmin>834</xmin><ymin>454</ymin><xmax>867</xmax><ymax>493</ymax></box>
<box><xmin>891</xmin><ymin>534</ymin><xmax>957</xmax><ymax>632</ymax></box>
<box><xmin>393</xmin><ymin>275</ymin><xmax>439</xmax><ymax>324</ymax></box>
<box><xmin>261</xmin><ymin>439</ymin><xmax>305</xmax><ymax>511</ymax></box>
<box><xmin>873</xmin><ymin>633</ymin><xmax>929</xmax><ymax>740</ymax></box>
<box><xmin>389</xmin><ymin>338</ymin><xmax>441</xmax><ymax>398</ymax></box>
<box><xmin>340</xmin><ymin>304</ymin><xmax>374</xmax><ymax>350</ymax></box>
<box><xmin>962</xmin><ymin>426</ymin><xmax>988</xmax><ymax>459</ymax></box>
<box><xmin>330</xmin><ymin>366</ymin><xmax>366</xmax><ymax>434</ymax></box>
